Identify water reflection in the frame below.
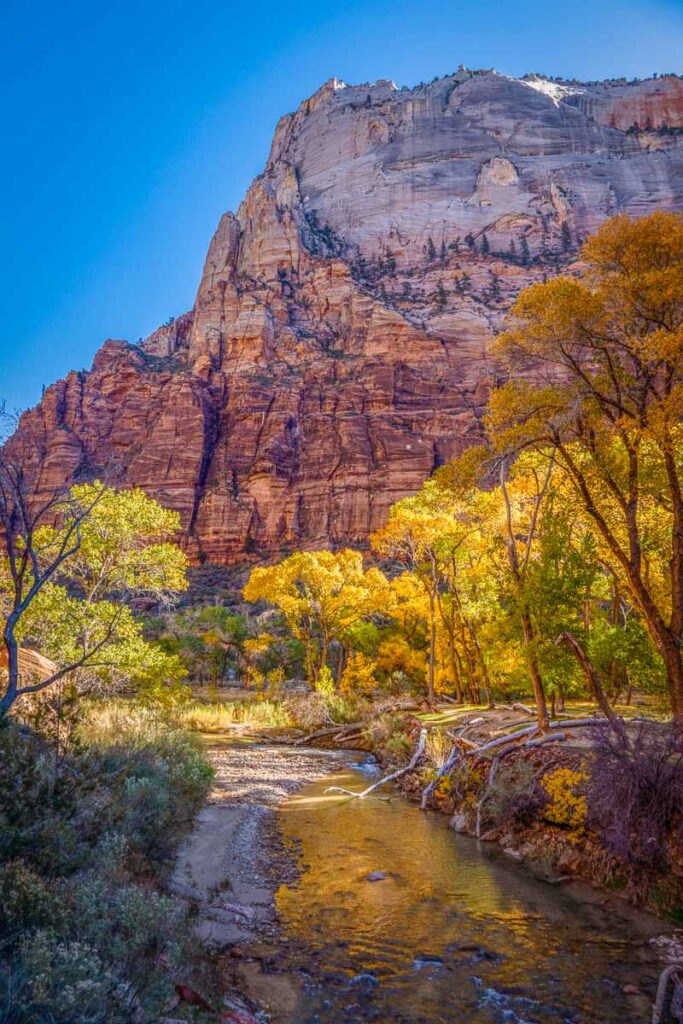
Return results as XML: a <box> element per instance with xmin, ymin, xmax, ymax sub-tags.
<box><xmin>274</xmin><ymin>761</ymin><xmax>661</xmax><ymax>1023</ymax></box>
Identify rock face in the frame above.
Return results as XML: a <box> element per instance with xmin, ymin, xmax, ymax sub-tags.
<box><xmin>8</xmin><ymin>69</ymin><xmax>683</xmax><ymax>563</ymax></box>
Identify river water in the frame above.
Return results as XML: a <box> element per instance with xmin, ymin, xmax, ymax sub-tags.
<box><xmin>272</xmin><ymin>755</ymin><xmax>663</xmax><ymax>1024</ymax></box>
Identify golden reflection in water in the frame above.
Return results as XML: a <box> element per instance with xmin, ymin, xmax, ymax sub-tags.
<box><xmin>273</xmin><ymin>761</ymin><xmax>660</xmax><ymax>1023</ymax></box>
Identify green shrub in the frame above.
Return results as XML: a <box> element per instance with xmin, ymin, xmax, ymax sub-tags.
<box><xmin>369</xmin><ymin>713</ymin><xmax>414</xmax><ymax>764</ymax></box>
<box><xmin>15</xmin><ymin>932</ymin><xmax>129</xmax><ymax>1024</ymax></box>
<box><xmin>0</xmin><ymin>711</ymin><xmax>212</xmax><ymax>1023</ymax></box>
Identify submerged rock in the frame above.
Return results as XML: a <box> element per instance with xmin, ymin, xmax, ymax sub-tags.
<box><xmin>413</xmin><ymin>954</ymin><xmax>444</xmax><ymax>970</ymax></box>
<box><xmin>349</xmin><ymin>972</ymin><xmax>379</xmax><ymax>989</ymax></box>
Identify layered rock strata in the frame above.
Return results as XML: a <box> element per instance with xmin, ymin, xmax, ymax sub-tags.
<box><xmin>8</xmin><ymin>69</ymin><xmax>683</xmax><ymax>562</ymax></box>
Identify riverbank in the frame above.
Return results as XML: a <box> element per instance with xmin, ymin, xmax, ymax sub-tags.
<box><xmin>167</xmin><ymin>735</ymin><xmax>378</xmax><ymax>1019</ymax></box>
<box><xmin>175</xmin><ymin>695</ymin><xmax>683</xmax><ymax>916</ymax></box>
<box><xmin>169</xmin><ymin>736</ymin><xmax>342</xmax><ymax>949</ymax></box>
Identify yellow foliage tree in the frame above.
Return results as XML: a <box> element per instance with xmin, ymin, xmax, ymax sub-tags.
<box><xmin>489</xmin><ymin>211</ymin><xmax>683</xmax><ymax>726</ymax></box>
<box><xmin>243</xmin><ymin>549</ymin><xmax>389</xmax><ymax>685</ymax></box>
<box><xmin>339</xmin><ymin>651</ymin><xmax>377</xmax><ymax>695</ymax></box>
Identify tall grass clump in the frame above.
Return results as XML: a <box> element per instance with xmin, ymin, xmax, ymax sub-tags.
<box><xmin>175</xmin><ymin>697</ymin><xmax>294</xmax><ymax>732</ymax></box>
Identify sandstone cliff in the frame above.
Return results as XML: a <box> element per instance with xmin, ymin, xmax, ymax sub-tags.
<box><xmin>8</xmin><ymin>69</ymin><xmax>683</xmax><ymax>563</ymax></box>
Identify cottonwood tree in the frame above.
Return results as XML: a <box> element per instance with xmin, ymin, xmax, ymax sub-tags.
<box><xmin>243</xmin><ymin>549</ymin><xmax>388</xmax><ymax>685</ymax></box>
<box><xmin>488</xmin><ymin>211</ymin><xmax>683</xmax><ymax>726</ymax></box>
<box><xmin>0</xmin><ymin>419</ymin><xmax>189</xmax><ymax>715</ymax></box>
<box><xmin>0</xmin><ymin>436</ymin><xmax>107</xmax><ymax>715</ymax></box>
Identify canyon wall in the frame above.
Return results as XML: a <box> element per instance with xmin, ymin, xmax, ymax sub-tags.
<box><xmin>8</xmin><ymin>69</ymin><xmax>683</xmax><ymax>562</ymax></box>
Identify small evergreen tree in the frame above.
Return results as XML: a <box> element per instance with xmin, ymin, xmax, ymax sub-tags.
<box><xmin>482</xmin><ymin>233</ymin><xmax>490</xmax><ymax>255</ymax></box>
<box><xmin>561</xmin><ymin>220</ymin><xmax>572</xmax><ymax>253</ymax></box>
<box><xmin>520</xmin><ymin>235</ymin><xmax>531</xmax><ymax>265</ymax></box>
<box><xmin>426</xmin><ymin>236</ymin><xmax>437</xmax><ymax>261</ymax></box>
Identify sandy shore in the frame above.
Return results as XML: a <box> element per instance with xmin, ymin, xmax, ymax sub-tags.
<box><xmin>169</xmin><ymin>736</ymin><xmax>342</xmax><ymax>948</ymax></box>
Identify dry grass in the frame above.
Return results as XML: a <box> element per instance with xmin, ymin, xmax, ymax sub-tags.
<box><xmin>174</xmin><ymin>698</ymin><xmax>293</xmax><ymax>732</ymax></box>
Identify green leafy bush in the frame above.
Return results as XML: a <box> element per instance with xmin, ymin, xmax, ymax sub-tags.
<box><xmin>0</xmin><ymin>710</ymin><xmax>212</xmax><ymax>1022</ymax></box>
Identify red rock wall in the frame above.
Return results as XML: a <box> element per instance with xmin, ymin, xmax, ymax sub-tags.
<box><xmin>7</xmin><ymin>70</ymin><xmax>683</xmax><ymax>563</ymax></box>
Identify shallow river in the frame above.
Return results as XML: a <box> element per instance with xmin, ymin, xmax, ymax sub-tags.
<box><xmin>272</xmin><ymin>755</ymin><xmax>663</xmax><ymax>1024</ymax></box>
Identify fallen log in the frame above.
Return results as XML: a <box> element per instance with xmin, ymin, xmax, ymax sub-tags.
<box><xmin>294</xmin><ymin>723</ymin><xmax>360</xmax><ymax>746</ymax></box>
<box><xmin>511</xmin><ymin>702</ymin><xmax>535</xmax><ymax>715</ymax></box>
<box><xmin>325</xmin><ymin>728</ymin><xmax>428</xmax><ymax>800</ymax></box>
<box><xmin>470</xmin><ymin>716</ymin><xmax>607</xmax><ymax>756</ymax></box>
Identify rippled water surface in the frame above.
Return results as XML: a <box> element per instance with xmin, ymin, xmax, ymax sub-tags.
<box><xmin>274</xmin><ymin>758</ymin><xmax>662</xmax><ymax>1024</ymax></box>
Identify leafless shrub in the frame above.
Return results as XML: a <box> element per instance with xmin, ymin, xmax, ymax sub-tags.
<box><xmin>587</xmin><ymin>721</ymin><xmax>683</xmax><ymax>868</ymax></box>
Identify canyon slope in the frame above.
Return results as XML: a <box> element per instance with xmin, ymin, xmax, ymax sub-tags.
<box><xmin>8</xmin><ymin>69</ymin><xmax>683</xmax><ymax>563</ymax></box>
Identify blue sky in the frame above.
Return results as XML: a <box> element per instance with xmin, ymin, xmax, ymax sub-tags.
<box><xmin>2</xmin><ymin>0</ymin><xmax>682</xmax><ymax>413</ymax></box>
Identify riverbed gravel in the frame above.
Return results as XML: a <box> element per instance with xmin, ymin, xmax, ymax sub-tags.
<box><xmin>169</xmin><ymin>737</ymin><xmax>344</xmax><ymax>948</ymax></box>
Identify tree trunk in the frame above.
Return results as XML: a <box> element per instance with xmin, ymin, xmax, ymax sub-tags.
<box><xmin>0</xmin><ymin>624</ymin><xmax>20</xmax><ymax>717</ymax></box>
<box><xmin>521</xmin><ymin>610</ymin><xmax>549</xmax><ymax>731</ymax></box>
<box><xmin>427</xmin><ymin>591</ymin><xmax>436</xmax><ymax>703</ymax></box>
<box><xmin>658</xmin><ymin>632</ymin><xmax>683</xmax><ymax>732</ymax></box>
<box><xmin>556</xmin><ymin>632</ymin><xmax>628</xmax><ymax>744</ymax></box>
<box><xmin>448</xmin><ymin>640</ymin><xmax>464</xmax><ymax>704</ymax></box>
<box><xmin>470</xmin><ymin>628</ymin><xmax>493</xmax><ymax>708</ymax></box>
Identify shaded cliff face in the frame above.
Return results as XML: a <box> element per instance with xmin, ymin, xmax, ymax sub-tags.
<box><xmin>8</xmin><ymin>70</ymin><xmax>683</xmax><ymax>563</ymax></box>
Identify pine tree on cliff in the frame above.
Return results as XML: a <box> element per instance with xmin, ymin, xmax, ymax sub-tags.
<box><xmin>426</xmin><ymin>236</ymin><xmax>437</xmax><ymax>261</ymax></box>
<box><xmin>561</xmin><ymin>220</ymin><xmax>572</xmax><ymax>252</ymax></box>
<box><xmin>520</xmin><ymin>236</ymin><xmax>530</xmax><ymax>265</ymax></box>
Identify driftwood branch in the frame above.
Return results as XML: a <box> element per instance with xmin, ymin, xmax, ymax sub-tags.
<box><xmin>466</xmin><ymin>716</ymin><xmax>606</xmax><ymax>756</ymax></box>
<box><xmin>652</xmin><ymin>963</ymin><xmax>683</xmax><ymax>1024</ymax></box>
<box><xmin>325</xmin><ymin>728</ymin><xmax>427</xmax><ymax>800</ymax></box>
<box><xmin>294</xmin><ymin>722</ymin><xmax>360</xmax><ymax>746</ymax></box>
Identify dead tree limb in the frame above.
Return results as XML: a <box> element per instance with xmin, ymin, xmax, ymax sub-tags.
<box><xmin>325</xmin><ymin>728</ymin><xmax>427</xmax><ymax>800</ymax></box>
<box><xmin>294</xmin><ymin>723</ymin><xmax>360</xmax><ymax>746</ymax></box>
<box><xmin>420</xmin><ymin>743</ymin><xmax>459</xmax><ymax>809</ymax></box>
<box><xmin>555</xmin><ymin>632</ymin><xmax>630</xmax><ymax>747</ymax></box>
<box><xmin>474</xmin><ymin>732</ymin><xmax>567</xmax><ymax>837</ymax></box>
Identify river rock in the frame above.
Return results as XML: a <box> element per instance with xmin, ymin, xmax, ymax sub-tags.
<box><xmin>366</xmin><ymin>871</ymin><xmax>387</xmax><ymax>881</ymax></box>
<box><xmin>413</xmin><ymin>954</ymin><xmax>444</xmax><ymax>970</ymax></box>
<box><xmin>480</xmin><ymin>827</ymin><xmax>503</xmax><ymax>842</ymax></box>
<box><xmin>556</xmin><ymin>846</ymin><xmax>583</xmax><ymax>873</ymax></box>
<box><xmin>451</xmin><ymin>813</ymin><xmax>469</xmax><ymax>833</ymax></box>
<box><xmin>503</xmin><ymin>848</ymin><xmax>525</xmax><ymax>861</ymax></box>
<box><xmin>349</xmin><ymin>972</ymin><xmax>379</xmax><ymax>988</ymax></box>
